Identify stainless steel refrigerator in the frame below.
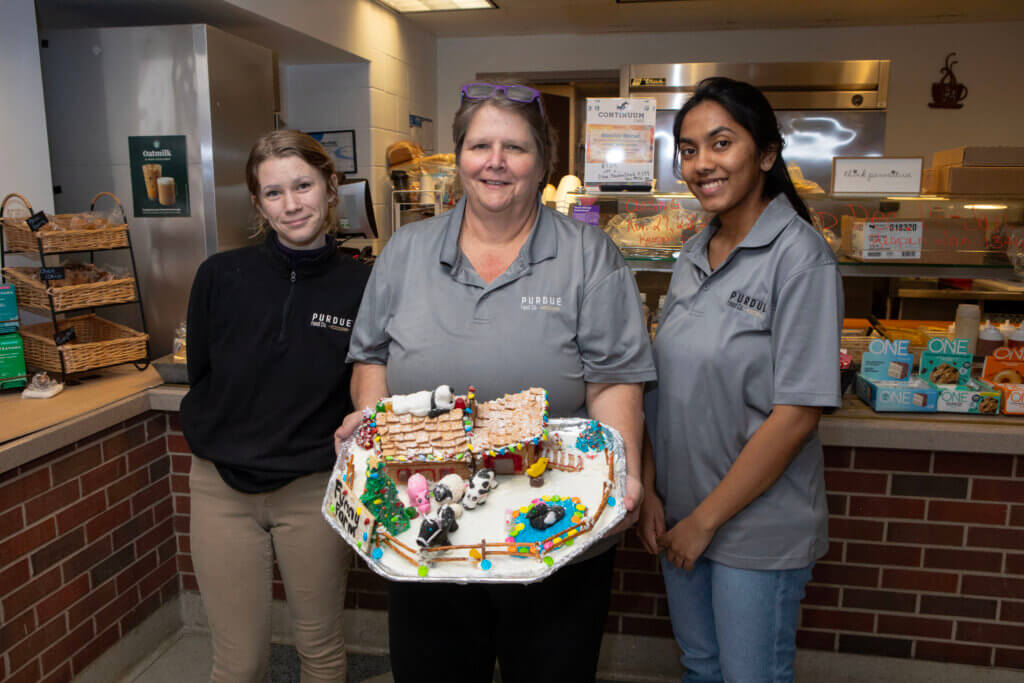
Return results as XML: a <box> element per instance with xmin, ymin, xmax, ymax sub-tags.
<box><xmin>39</xmin><ymin>24</ymin><xmax>276</xmax><ymax>356</ymax></box>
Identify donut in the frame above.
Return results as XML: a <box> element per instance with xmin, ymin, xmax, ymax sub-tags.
<box><xmin>992</xmin><ymin>369</ymin><xmax>1023</xmax><ymax>385</ymax></box>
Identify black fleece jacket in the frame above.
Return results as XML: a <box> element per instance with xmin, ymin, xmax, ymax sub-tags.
<box><xmin>180</xmin><ymin>235</ymin><xmax>371</xmax><ymax>492</ymax></box>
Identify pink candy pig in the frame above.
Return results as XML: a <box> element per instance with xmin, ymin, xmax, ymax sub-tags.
<box><xmin>406</xmin><ymin>474</ymin><xmax>432</xmax><ymax>514</ymax></box>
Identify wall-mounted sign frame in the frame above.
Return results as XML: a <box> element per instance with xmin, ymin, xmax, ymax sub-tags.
<box><xmin>584</xmin><ymin>98</ymin><xmax>656</xmax><ymax>189</ymax></box>
<box><xmin>307</xmin><ymin>130</ymin><xmax>357</xmax><ymax>175</ymax></box>
<box><xmin>128</xmin><ymin>135</ymin><xmax>191</xmax><ymax>217</ymax></box>
<box><xmin>831</xmin><ymin>156</ymin><xmax>923</xmax><ymax>195</ymax></box>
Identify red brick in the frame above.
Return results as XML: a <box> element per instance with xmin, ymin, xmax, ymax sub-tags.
<box><xmin>62</xmin><ymin>536</ymin><xmax>112</xmax><ymax>583</ymax></box>
<box><xmin>71</xmin><ymin>623</ymin><xmax>118</xmax><ymax>676</ymax></box>
<box><xmin>849</xmin><ymin>496</ymin><xmax>925</xmax><ymax>520</ymax></box>
<box><xmin>170</xmin><ymin>473</ymin><xmax>189</xmax><ymax>493</ymax></box>
<box><xmin>823</xmin><ymin>446</ymin><xmax>851</xmax><ymax>469</ymax></box>
<box><xmin>890</xmin><ymin>474</ymin><xmax>967</xmax><ymax>499</ymax></box>
<box><xmin>35</xmin><ymin>573</ymin><xmax>89</xmax><ymax>626</ymax></box>
<box><xmin>40</xmin><ymin>662</ymin><xmax>72</xmax><ymax>683</ymax></box>
<box><xmin>177</xmin><ymin>554</ymin><xmax>194</xmax><ymax>574</ymax></box>
<box><xmin>173</xmin><ymin>514</ymin><xmax>189</xmax><ymax>533</ymax></box>
<box><xmin>877</xmin><ymin>614</ymin><xmax>952</xmax><ymax>639</ymax></box>
<box><xmin>1012</xmin><ymin>505</ymin><xmax>1024</xmax><ymax>527</ymax></box>
<box><xmin>822</xmin><ymin>541</ymin><xmax>843</xmax><ymax>562</ymax></box>
<box><xmin>0</xmin><ymin>518</ymin><xmax>56</xmax><ymax>566</ymax></box>
<box><xmin>957</xmin><ymin>620</ymin><xmax>1024</xmax><ymax>647</ymax></box>
<box><xmin>31</xmin><ymin>527</ymin><xmax>85</xmax><ymax>574</ymax></box>
<box><xmin>157</xmin><ymin>537</ymin><xmax>176</xmax><ymax>564</ymax></box>
<box><xmin>826</xmin><ymin>494</ymin><xmax>847</xmax><ymax>515</ymax></box>
<box><xmin>112</xmin><ymin>510</ymin><xmax>154</xmax><ymax>550</ymax></box>
<box><xmin>177</xmin><ymin>533</ymin><xmax>190</xmax><ymax>554</ymax></box>
<box><xmin>67</xmin><ymin>579</ymin><xmax>117</xmax><ymax>627</ymax></box>
<box><xmin>928</xmin><ymin>500</ymin><xmax>1007</xmax><ymax>525</ymax></box>
<box><xmin>182</xmin><ymin>573</ymin><xmax>199</xmax><ymax>591</ymax></box>
<box><xmin>621</xmin><ymin>571</ymin><xmax>668</xmax><ymax>594</ymax></box>
<box><xmin>91</xmin><ymin>545</ymin><xmax>136</xmax><ymax>587</ymax></box>
<box><xmin>854</xmin><ymin>449</ymin><xmax>930</xmax><ymax>472</ymax></box>
<box><xmin>24</xmin><ymin>481</ymin><xmax>80</xmax><ymax>525</ymax></box>
<box><xmin>881</xmin><ymin>568</ymin><xmax>958</xmax><ymax>593</ymax></box>
<box><xmin>801</xmin><ymin>608</ymin><xmax>874</xmax><ymax>632</ymax></box>
<box><xmin>145</xmin><ymin>415</ymin><xmax>167</xmax><ymax>441</ymax></box>
<box><xmin>825</xmin><ymin>471</ymin><xmax>887</xmax><ymax>494</ymax></box>
<box><xmin>803</xmin><ymin>584</ymin><xmax>839</xmax><ymax>607</ymax></box>
<box><xmin>107</xmin><ymin>469</ymin><xmax>151</xmax><ymax>507</ymax></box>
<box><xmin>121</xmin><ymin>591</ymin><xmax>161</xmax><ymax>634</ymax></box>
<box><xmin>614</xmin><ymin>548</ymin><xmax>657</xmax><ymax>571</ymax></box>
<box><xmin>620</xmin><ymin>616</ymin><xmax>673</xmax><ymax>638</ymax></box>
<box><xmin>7</xmin><ymin>614</ymin><xmax>66</xmax><ymax>672</ymax></box>
<box><xmin>170</xmin><ymin>453</ymin><xmax>192</xmax><ymax>472</ymax></box>
<box><xmin>973</xmin><ymin>478</ymin><xmax>1024</xmax><ymax>503</ymax></box>
<box><xmin>159</xmin><ymin>576</ymin><xmax>180</xmax><ymax>604</ymax></box>
<box><xmin>167</xmin><ymin>413</ymin><xmax>182</xmax><ymax>431</ymax></box>
<box><xmin>921</xmin><ymin>594</ymin><xmax>997</xmax><ymax>620</ymax></box>
<box><xmin>7</xmin><ymin>660</ymin><xmax>41</xmax><ymax>683</ymax></box>
<box><xmin>167</xmin><ymin>434</ymin><xmax>192</xmax><ymax>454</ymax></box>
<box><xmin>924</xmin><ymin>547</ymin><xmax>1002</xmax><ymax>573</ymax></box>
<box><xmin>0</xmin><ymin>468</ymin><xmax>51</xmax><ymax>512</ymax></box>
<box><xmin>116</xmin><ymin>548</ymin><xmax>159</xmax><ymax>592</ymax></box>
<box><xmin>796</xmin><ymin>629</ymin><xmax>835</xmax><ymax>651</ymax></box>
<box><xmin>56</xmin><ymin>490</ymin><xmax>106</xmax><ymax>535</ymax></box>
<box><xmin>915</xmin><ymin>640</ymin><xmax>991</xmax><ymax>666</ymax></box>
<box><xmin>0</xmin><ymin>559</ymin><xmax>31</xmax><ymax>596</ymax></box>
<box><xmin>153</xmin><ymin>497</ymin><xmax>173</xmax><ymax>521</ymax></box>
<box><xmin>41</xmin><ymin>620</ymin><xmax>94</xmax><ymax>674</ymax></box>
<box><xmin>934</xmin><ymin>452</ymin><xmax>1013</xmax><ymax>477</ymax></box>
<box><xmin>886</xmin><ymin>521</ymin><xmax>964</xmax><ymax>546</ymax></box>
<box><xmin>127</xmin><ymin>440</ymin><xmax>165</xmax><ymax>473</ymax></box>
<box><xmin>1002</xmin><ymin>601</ymin><xmax>1024</xmax><ymax>623</ymax></box>
<box><xmin>829</xmin><ymin>518</ymin><xmax>884</xmax><ymax>541</ymax></box>
<box><xmin>967</xmin><ymin>526</ymin><xmax>1024</xmax><ymax>550</ymax></box>
<box><xmin>51</xmin><ymin>445</ymin><xmax>102</xmax><ymax>486</ymax></box>
<box><xmin>812</xmin><ymin>563</ymin><xmax>879</xmax><ymax>588</ymax></box>
<box><xmin>608</xmin><ymin>593</ymin><xmax>654</xmax><ymax>615</ymax></box>
<box><xmin>131</xmin><ymin>478</ymin><xmax>171</xmax><ymax>515</ymax></box>
<box><xmin>94</xmin><ymin>588</ymin><xmax>137</xmax><ymax>633</ymax></box>
<box><xmin>136</xmin><ymin>518</ymin><xmax>174</xmax><ymax>558</ymax></box>
<box><xmin>0</xmin><ymin>505</ymin><xmax>24</xmax><ymax>540</ymax></box>
<box><xmin>0</xmin><ymin>608</ymin><xmax>35</xmax><ymax>651</ymax></box>
<box><xmin>994</xmin><ymin>648</ymin><xmax>1024</xmax><ymax>670</ymax></box>
<box><xmin>102</xmin><ymin>425</ymin><xmax>146</xmax><ymax>460</ymax></box>
<box><xmin>1009</xmin><ymin>554</ymin><xmax>1024</xmax><ymax>576</ymax></box>
<box><xmin>149</xmin><ymin>457</ymin><xmax>170</xmax><ymax>482</ymax></box>
<box><xmin>84</xmin><ymin>500</ymin><xmax>131</xmax><ymax>542</ymax></box>
<box><xmin>80</xmin><ymin>458</ymin><xmax>126</xmax><ymax>496</ymax></box>
<box><xmin>962</xmin><ymin>574</ymin><xmax>1024</xmax><ymax>600</ymax></box>
<box><xmin>842</xmin><ymin>588</ymin><xmax>917</xmax><ymax>613</ymax></box>
<box><xmin>838</xmin><ymin>633</ymin><xmax>912</xmax><ymax>658</ymax></box>
<box><xmin>846</xmin><ymin>542</ymin><xmax>921</xmax><ymax>567</ymax></box>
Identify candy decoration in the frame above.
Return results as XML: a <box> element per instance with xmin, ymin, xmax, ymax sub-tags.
<box><xmin>544</xmin><ymin>556</ymin><xmax>554</xmax><ymax>567</ymax></box>
<box><xmin>372</xmin><ymin>548</ymin><xmax>383</xmax><ymax>560</ymax></box>
<box><xmin>417</xmin><ymin>565</ymin><xmax>429</xmax><ymax>577</ymax></box>
<box><xmin>481</xmin><ymin>560</ymin><xmax>492</xmax><ymax>571</ymax></box>
<box><xmin>608</xmin><ymin>497</ymin><xmax>617</xmax><ymax>507</ymax></box>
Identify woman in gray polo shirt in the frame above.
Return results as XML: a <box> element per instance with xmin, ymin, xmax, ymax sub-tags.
<box><xmin>639</xmin><ymin>78</ymin><xmax>842</xmax><ymax>682</ymax></box>
<box><xmin>347</xmin><ymin>83</ymin><xmax>655</xmax><ymax>682</ymax></box>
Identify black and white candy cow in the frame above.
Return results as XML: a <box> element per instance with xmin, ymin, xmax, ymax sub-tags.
<box><xmin>416</xmin><ymin>504</ymin><xmax>460</xmax><ymax>549</ymax></box>
<box><xmin>462</xmin><ymin>469</ymin><xmax>498</xmax><ymax>510</ymax></box>
<box><xmin>431</xmin><ymin>473</ymin><xmax>466</xmax><ymax>511</ymax></box>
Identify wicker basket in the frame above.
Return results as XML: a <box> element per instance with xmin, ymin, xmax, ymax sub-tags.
<box><xmin>20</xmin><ymin>314</ymin><xmax>149</xmax><ymax>375</ymax></box>
<box><xmin>2</xmin><ymin>192</ymin><xmax>129</xmax><ymax>254</ymax></box>
<box><xmin>2</xmin><ymin>267</ymin><xmax>137</xmax><ymax>312</ymax></box>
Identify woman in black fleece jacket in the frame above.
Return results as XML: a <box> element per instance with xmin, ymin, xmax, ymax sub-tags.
<box><xmin>180</xmin><ymin>130</ymin><xmax>369</xmax><ymax>682</ymax></box>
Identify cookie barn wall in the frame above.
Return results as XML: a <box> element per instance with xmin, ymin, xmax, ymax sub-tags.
<box><xmin>3</xmin><ymin>414</ymin><xmax>1023</xmax><ymax>679</ymax></box>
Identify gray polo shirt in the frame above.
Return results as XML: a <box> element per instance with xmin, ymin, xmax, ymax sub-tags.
<box><xmin>648</xmin><ymin>194</ymin><xmax>842</xmax><ymax>570</ymax></box>
<box><xmin>348</xmin><ymin>198</ymin><xmax>656</xmax><ymax>418</ymax></box>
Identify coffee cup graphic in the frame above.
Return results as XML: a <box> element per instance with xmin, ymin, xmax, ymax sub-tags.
<box><xmin>929</xmin><ymin>53</ymin><xmax>968</xmax><ymax>109</ymax></box>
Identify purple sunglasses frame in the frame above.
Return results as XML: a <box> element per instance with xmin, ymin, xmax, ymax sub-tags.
<box><xmin>460</xmin><ymin>82</ymin><xmax>544</xmax><ymax>116</ymax></box>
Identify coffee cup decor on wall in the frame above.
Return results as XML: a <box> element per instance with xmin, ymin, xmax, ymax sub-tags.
<box><xmin>929</xmin><ymin>53</ymin><xmax>968</xmax><ymax>109</ymax></box>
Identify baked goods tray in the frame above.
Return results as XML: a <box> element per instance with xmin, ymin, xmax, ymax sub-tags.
<box><xmin>323</xmin><ymin>417</ymin><xmax>627</xmax><ymax>584</ymax></box>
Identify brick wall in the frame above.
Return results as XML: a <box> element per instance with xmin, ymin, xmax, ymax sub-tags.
<box><xmin>0</xmin><ymin>412</ymin><xmax>177</xmax><ymax>683</ymax></box>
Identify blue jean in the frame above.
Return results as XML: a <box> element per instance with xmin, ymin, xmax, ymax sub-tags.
<box><xmin>660</xmin><ymin>555</ymin><xmax>813</xmax><ymax>683</ymax></box>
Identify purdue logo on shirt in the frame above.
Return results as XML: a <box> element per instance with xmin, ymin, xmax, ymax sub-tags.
<box><xmin>310</xmin><ymin>312</ymin><xmax>354</xmax><ymax>333</ymax></box>
<box><xmin>521</xmin><ymin>295</ymin><xmax>563</xmax><ymax>312</ymax></box>
<box><xmin>726</xmin><ymin>290</ymin><xmax>768</xmax><ymax>318</ymax></box>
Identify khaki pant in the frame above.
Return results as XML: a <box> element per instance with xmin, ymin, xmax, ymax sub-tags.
<box><xmin>189</xmin><ymin>456</ymin><xmax>351</xmax><ymax>682</ymax></box>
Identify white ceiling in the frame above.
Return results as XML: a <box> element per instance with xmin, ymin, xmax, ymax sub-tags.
<box><xmin>396</xmin><ymin>0</ymin><xmax>1024</xmax><ymax>37</ymax></box>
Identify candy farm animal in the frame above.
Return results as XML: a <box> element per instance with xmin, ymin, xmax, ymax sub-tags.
<box><xmin>391</xmin><ymin>384</ymin><xmax>454</xmax><ymax>418</ymax></box>
<box><xmin>416</xmin><ymin>504</ymin><xmax>460</xmax><ymax>549</ymax></box>
<box><xmin>432</xmin><ymin>473</ymin><xmax>465</xmax><ymax>508</ymax></box>
<box><xmin>462</xmin><ymin>469</ymin><xmax>498</xmax><ymax>510</ymax></box>
<box><xmin>406</xmin><ymin>473</ymin><xmax>432</xmax><ymax>515</ymax></box>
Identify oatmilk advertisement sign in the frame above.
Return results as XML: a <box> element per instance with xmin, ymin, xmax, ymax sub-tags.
<box><xmin>129</xmin><ymin>136</ymin><xmax>190</xmax><ymax>217</ymax></box>
<box><xmin>584</xmin><ymin>98</ymin><xmax>655</xmax><ymax>188</ymax></box>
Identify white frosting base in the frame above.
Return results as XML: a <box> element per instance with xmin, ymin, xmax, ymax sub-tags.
<box><xmin>323</xmin><ymin>418</ymin><xmax>626</xmax><ymax>584</ymax></box>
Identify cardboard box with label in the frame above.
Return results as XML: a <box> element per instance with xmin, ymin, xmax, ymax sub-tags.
<box><xmin>982</xmin><ymin>347</ymin><xmax>1024</xmax><ymax>415</ymax></box>
<box><xmin>0</xmin><ymin>333</ymin><xmax>28</xmax><ymax>389</ymax></box>
<box><xmin>856</xmin><ymin>338</ymin><xmax>937</xmax><ymax>412</ymax></box>
<box><xmin>840</xmin><ymin>216</ymin><xmax>989</xmax><ymax>265</ymax></box>
<box><xmin>923</xmin><ymin>166</ymin><xmax>1024</xmax><ymax>195</ymax></box>
<box><xmin>931</xmin><ymin>146</ymin><xmax>1024</xmax><ymax>168</ymax></box>
<box><xmin>919</xmin><ymin>337</ymin><xmax>1001</xmax><ymax>414</ymax></box>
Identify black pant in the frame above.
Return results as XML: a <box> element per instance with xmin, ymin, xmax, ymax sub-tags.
<box><xmin>388</xmin><ymin>547</ymin><xmax>617</xmax><ymax>683</ymax></box>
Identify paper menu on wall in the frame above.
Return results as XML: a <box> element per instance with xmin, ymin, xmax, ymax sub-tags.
<box><xmin>584</xmin><ymin>98</ymin><xmax>655</xmax><ymax>187</ymax></box>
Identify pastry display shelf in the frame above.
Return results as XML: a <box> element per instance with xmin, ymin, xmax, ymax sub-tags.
<box><xmin>1</xmin><ymin>192</ymin><xmax>150</xmax><ymax>381</ymax></box>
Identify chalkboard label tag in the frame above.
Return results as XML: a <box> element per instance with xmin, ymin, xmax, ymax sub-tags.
<box><xmin>26</xmin><ymin>212</ymin><xmax>49</xmax><ymax>231</ymax></box>
<box><xmin>54</xmin><ymin>327</ymin><xmax>76</xmax><ymax>345</ymax></box>
<box><xmin>39</xmin><ymin>266</ymin><xmax>65</xmax><ymax>282</ymax></box>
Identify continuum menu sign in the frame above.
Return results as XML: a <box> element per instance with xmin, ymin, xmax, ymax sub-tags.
<box><xmin>128</xmin><ymin>136</ymin><xmax>191</xmax><ymax>217</ymax></box>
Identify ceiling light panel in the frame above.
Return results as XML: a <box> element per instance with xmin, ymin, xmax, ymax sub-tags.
<box><xmin>377</xmin><ymin>0</ymin><xmax>496</xmax><ymax>12</ymax></box>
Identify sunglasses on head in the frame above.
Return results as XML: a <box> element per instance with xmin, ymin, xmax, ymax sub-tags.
<box><xmin>461</xmin><ymin>82</ymin><xmax>544</xmax><ymax>115</ymax></box>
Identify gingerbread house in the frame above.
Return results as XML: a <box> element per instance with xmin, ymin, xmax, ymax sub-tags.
<box><xmin>374</xmin><ymin>405</ymin><xmax>473</xmax><ymax>484</ymax></box>
<box><xmin>471</xmin><ymin>387</ymin><xmax>549</xmax><ymax>475</ymax></box>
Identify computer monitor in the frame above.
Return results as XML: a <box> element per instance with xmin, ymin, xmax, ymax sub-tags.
<box><xmin>336</xmin><ymin>178</ymin><xmax>378</xmax><ymax>239</ymax></box>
